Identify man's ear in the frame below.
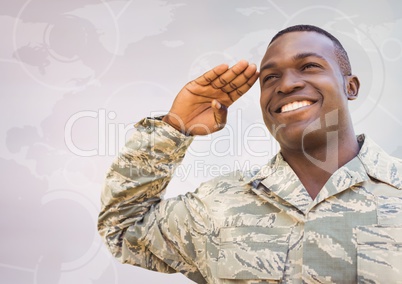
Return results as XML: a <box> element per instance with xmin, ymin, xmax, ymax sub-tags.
<box><xmin>345</xmin><ymin>75</ymin><xmax>360</xmax><ymax>100</ymax></box>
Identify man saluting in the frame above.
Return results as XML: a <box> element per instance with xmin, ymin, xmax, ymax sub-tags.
<box><xmin>98</xmin><ymin>25</ymin><xmax>402</xmax><ymax>283</ymax></box>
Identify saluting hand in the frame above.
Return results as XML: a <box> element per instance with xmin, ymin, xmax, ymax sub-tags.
<box><xmin>162</xmin><ymin>60</ymin><xmax>259</xmax><ymax>135</ymax></box>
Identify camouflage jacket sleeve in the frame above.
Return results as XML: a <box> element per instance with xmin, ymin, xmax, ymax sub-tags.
<box><xmin>97</xmin><ymin>117</ymin><xmax>207</xmax><ymax>282</ymax></box>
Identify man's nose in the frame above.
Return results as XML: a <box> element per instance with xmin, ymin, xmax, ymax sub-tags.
<box><xmin>275</xmin><ymin>71</ymin><xmax>305</xmax><ymax>95</ymax></box>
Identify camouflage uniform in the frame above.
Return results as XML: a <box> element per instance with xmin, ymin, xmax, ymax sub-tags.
<box><xmin>98</xmin><ymin>118</ymin><xmax>402</xmax><ymax>283</ymax></box>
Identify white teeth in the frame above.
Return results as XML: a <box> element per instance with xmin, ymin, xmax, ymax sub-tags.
<box><xmin>281</xmin><ymin>100</ymin><xmax>313</xmax><ymax>113</ymax></box>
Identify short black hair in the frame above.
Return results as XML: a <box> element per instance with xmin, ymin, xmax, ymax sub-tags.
<box><xmin>269</xmin><ymin>25</ymin><xmax>352</xmax><ymax>76</ymax></box>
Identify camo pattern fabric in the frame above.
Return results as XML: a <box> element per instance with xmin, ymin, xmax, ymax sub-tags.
<box><xmin>98</xmin><ymin>118</ymin><xmax>402</xmax><ymax>284</ymax></box>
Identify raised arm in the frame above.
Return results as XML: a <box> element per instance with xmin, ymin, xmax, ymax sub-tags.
<box><xmin>163</xmin><ymin>60</ymin><xmax>259</xmax><ymax>135</ymax></box>
<box><xmin>98</xmin><ymin>61</ymin><xmax>259</xmax><ymax>282</ymax></box>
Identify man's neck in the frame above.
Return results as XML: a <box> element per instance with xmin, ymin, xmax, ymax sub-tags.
<box><xmin>280</xmin><ymin>133</ymin><xmax>360</xmax><ymax>200</ymax></box>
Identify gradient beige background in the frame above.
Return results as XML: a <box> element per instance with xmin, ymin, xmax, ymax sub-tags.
<box><xmin>1</xmin><ymin>0</ymin><xmax>402</xmax><ymax>283</ymax></box>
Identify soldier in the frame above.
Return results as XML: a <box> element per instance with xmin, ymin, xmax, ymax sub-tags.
<box><xmin>98</xmin><ymin>25</ymin><xmax>402</xmax><ymax>283</ymax></box>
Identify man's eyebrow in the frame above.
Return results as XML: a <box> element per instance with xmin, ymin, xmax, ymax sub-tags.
<box><xmin>260</xmin><ymin>52</ymin><xmax>328</xmax><ymax>72</ymax></box>
<box><xmin>293</xmin><ymin>52</ymin><xmax>327</xmax><ymax>62</ymax></box>
<box><xmin>259</xmin><ymin>62</ymin><xmax>277</xmax><ymax>73</ymax></box>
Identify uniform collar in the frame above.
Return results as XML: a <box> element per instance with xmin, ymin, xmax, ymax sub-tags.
<box><xmin>250</xmin><ymin>134</ymin><xmax>402</xmax><ymax>214</ymax></box>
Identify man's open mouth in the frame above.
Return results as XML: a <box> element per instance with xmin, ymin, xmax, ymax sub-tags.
<box><xmin>277</xmin><ymin>100</ymin><xmax>314</xmax><ymax>113</ymax></box>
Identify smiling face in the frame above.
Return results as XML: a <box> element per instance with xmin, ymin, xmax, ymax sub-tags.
<box><xmin>259</xmin><ymin>31</ymin><xmax>359</xmax><ymax>151</ymax></box>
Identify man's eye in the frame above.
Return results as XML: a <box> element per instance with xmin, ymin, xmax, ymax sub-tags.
<box><xmin>263</xmin><ymin>75</ymin><xmax>277</xmax><ymax>83</ymax></box>
<box><xmin>302</xmin><ymin>63</ymin><xmax>321</xmax><ymax>70</ymax></box>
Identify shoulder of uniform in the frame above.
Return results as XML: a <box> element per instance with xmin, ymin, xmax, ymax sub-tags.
<box><xmin>359</xmin><ymin>136</ymin><xmax>402</xmax><ymax>190</ymax></box>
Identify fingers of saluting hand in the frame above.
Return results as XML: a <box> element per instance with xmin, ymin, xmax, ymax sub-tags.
<box><xmin>209</xmin><ymin>60</ymin><xmax>250</xmax><ymax>89</ymax></box>
<box><xmin>195</xmin><ymin>60</ymin><xmax>257</xmax><ymax>89</ymax></box>
<box><xmin>192</xmin><ymin>60</ymin><xmax>259</xmax><ymax>106</ymax></box>
<box><xmin>223</xmin><ymin>64</ymin><xmax>259</xmax><ymax>102</ymax></box>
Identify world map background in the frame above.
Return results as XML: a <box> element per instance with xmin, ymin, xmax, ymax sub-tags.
<box><xmin>1</xmin><ymin>1</ymin><xmax>402</xmax><ymax>283</ymax></box>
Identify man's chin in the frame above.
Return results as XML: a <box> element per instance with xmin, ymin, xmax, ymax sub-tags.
<box><xmin>275</xmin><ymin>128</ymin><xmax>305</xmax><ymax>152</ymax></box>
<box><xmin>275</xmin><ymin>124</ymin><xmax>329</xmax><ymax>152</ymax></box>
